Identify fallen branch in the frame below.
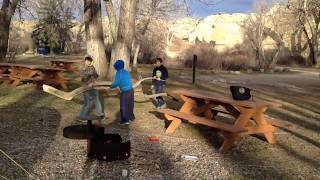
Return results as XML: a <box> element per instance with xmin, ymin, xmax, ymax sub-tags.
<box><xmin>42</xmin><ymin>77</ymin><xmax>156</xmax><ymax>100</ymax></box>
<box><xmin>43</xmin><ymin>82</ymin><xmax>111</xmax><ymax>101</ymax></box>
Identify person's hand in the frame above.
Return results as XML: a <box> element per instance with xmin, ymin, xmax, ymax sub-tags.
<box><xmin>150</xmin><ymin>85</ymin><xmax>154</xmax><ymax>90</ymax></box>
<box><xmin>152</xmin><ymin>76</ymin><xmax>157</xmax><ymax>79</ymax></box>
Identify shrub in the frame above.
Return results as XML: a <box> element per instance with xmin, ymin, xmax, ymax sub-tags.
<box><xmin>181</xmin><ymin>42</ymin><xmax>255</xmax><ymax>71</ymax></box>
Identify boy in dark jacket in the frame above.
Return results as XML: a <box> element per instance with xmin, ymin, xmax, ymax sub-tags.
<box><xmin>111</xmin><ymin>60</ymin><xmax>135</xmax><ymax>125</ymax></box>
<box><xmin>78</xmin><ymin>56</ymin><xmax>105</xmax><ymax>124</ymax></box>
<box><xmin>152</xmin><ymin>57</ymin><xmax>168</xmax><ymax>109</ymax></box>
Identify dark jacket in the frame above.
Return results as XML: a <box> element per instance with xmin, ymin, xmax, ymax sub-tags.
<box><xmin>80</xmin><ymin>65</ymin><xmax>98</xmax><ymax>85</ymax></box>
<box><xmin>153</xmin><ymin>64</ymin><xmax>168</xmax><ymax>85</ymax></box>
<box><xmin>111</xmin><ymin>60</ymin><xmax>133</xmax><ymax>92</ymax></box>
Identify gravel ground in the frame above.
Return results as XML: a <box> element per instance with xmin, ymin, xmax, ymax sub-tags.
<box><xmin>0</xmin><ymin>69</ymin><xmax>320</xmax><ymax>179</ymax></box>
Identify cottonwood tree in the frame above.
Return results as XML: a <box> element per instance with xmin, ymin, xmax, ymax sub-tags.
<box><xmin>0</xmin><ymin>0</ymin><xmax>21</xmax><ymax>61</ymax></box>
<box><xmin>108</xmin><ymin>0</ymin><xmax>138</xmax><ymax>79</ymax></box>
<box><xmin>84</xmin><ymin>0</ymin><xmax>109</xmax><ymax>79</ymax></box>
<box><xmin>242</xmin><ymin>0</ymin><xmax>269</xmax><ymax>69</ymax></box>
<box><xmin>264</xmin><ymin>5</ymin><xmax>288</xmax><ymax>68</ymax></box>
<box><xmin>103</xmin><ymin>0</ymin><xmax>222</xmax><ymax>77</ymax></box>
<box><xmin>103</xmin><ymin>0</ymin><xmax>118</xmax><ymax>45</ymax></box>
<box><xmin>287</xmin><ymin>0</ymin><xmax>320</xmax><ymax>66</ymax></box>
<box><xmin>132</xmin><ymin>0</ymin><xmax>187</xmax><ymax>69</ymax></box>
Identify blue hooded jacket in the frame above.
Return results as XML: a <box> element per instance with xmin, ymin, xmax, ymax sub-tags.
<box><xmin>111</xmin><ymin>60</ymin><xmax>133</xmax><ymax>92</ymax></box>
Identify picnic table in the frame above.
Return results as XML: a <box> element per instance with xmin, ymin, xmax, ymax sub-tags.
<box><xmin>49</xmin><ymin>59</ymin><xmax>81</xmax><ymax>71</ymax></box>
<box><xmin>0</xmin><ymin>63</ymin><xmax>69</xmax><ymax>89</ymax></box>
<box><xmin>157</xmin><ymin>89</ymin><xmax>283</xmax><ymax>153</ymax></box>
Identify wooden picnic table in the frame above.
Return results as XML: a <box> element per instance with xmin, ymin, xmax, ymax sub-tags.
<box><xmin>157</xmin><ymin>89</ymin><xmax>283</xmax><ymax>153</ymax></box>
<box><xmin>49</xmin><ymin>59</ymin><xmax>81</xmax><ymax>71</ymax></box>
<box><xmin>0</xmin><ymin>63</ymin><xmax>69</xmax><ymax>90</ymax></box>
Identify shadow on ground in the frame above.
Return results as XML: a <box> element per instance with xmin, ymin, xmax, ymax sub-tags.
<box><xmin>0</xmin><ymin>90</ymin><xmax>61</xmax><ymax>179</ymax></box>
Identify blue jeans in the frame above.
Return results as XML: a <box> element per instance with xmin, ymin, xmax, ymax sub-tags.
<box><xmin>154</xmin><ymin>84</ymin><xmax>165</xmax><ymax>107</ymax></box>
<box><xmin>80</xmin><ymin>89</ymin><xmax>104</xmax><ymax>117</ymax></box>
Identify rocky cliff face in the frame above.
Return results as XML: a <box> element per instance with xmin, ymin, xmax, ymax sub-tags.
<box><xmin>165</xmin><ymin>13</ymin><xmax>251</xmax><ymax>59</ymax></box>
<box><xmin>10</xmin><ymin>8</ymin><xmax>284</xmax><ymax>57</ymax></box>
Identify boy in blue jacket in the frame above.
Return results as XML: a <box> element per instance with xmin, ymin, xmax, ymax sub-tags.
<box><xmin>111</xmin><ymin>60</ymin><xmax>135</xmax><ymax>125</ymax></box>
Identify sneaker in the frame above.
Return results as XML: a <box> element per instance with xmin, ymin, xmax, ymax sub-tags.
<box><xmin>76</xmin><ymin>116</ymin><xmax>87</xmax><ymax>122</ymax></box>
<box><xmin>119</xmin><ymin>122</ymin><xmax>130</xmax><ymax>125</ymax></box>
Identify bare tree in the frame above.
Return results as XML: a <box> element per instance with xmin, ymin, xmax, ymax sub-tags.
<box><xmin>0</xmin><ymin>0</ymin><xmax>21</xmax><ymax>61</ymax></box>
<box><xmin>84</xmin><ymin>0</ymin><xmax>109</xmax><ymax>79</ymax></box>
<box><xmin>287</xmin><ymin>0</ymin><xmax>320</xmax><ymax>66</ymax></box>
<box><xmin>108</xmin><ymin>0</ymin><xmax>138</xmax><ymax>79</ymax></box>
<box><xmin>242</xmin><ymin>0</ymin><xmax>269</xmax><ymax>69</ymax></box>
<box><xmin>265</xmin><ymin>5</ymin><xmax>289</xmax><ymax>68</ymax></box>
<box><xmin>103</xmin><ymin>0</ymin><xmax>118</xmax><ymax>45</ymax></box>
<box><xmin>131</xmin><ymin>0</ymin><xmax>187</xmax><ymax>69</ymax></box>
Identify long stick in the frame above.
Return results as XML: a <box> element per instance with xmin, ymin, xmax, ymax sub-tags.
<box><xmin>42</xmin><ymin>77</ymin><xmax>156</xmax><ymax>100</ymax></box>
<box><xmin>0</xmin><ymin>149</ymin><xmax>38</xmax><ymax>180</ymax></box>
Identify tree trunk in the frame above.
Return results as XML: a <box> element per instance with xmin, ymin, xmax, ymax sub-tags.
<box><xmin>270</xmin><ymin>46</ymin><xmax>281</xmax><ymax>68</ymax></box>
<box><xmin>103</xmin><ymin>0</ymin><xmax>117</xmax><ymax>44</ymax></box>
<box><xmin>132</xmin><ymin>16</ymin><xmax>151</xmax><ymax>69</ymax></box>
<box><xmin>309</xmin><ymin>41</ymin><xmax>318</xmax><ymax>66</ymax></box>
<box><xmin>302</xmin><ymin>27</ymin><xmax>317</xmax><ymax>66</ymax></box>
<box><xmin>109</xmin><ymin>0</ymin><xmax>138</xmax><ymax>80</ymax></box>
<box><xmin>133</xmin><ymin>43</ymin><xmax>140</xmax><ymax>69</ymax></box>
<box><xmin>0</xmin><ymin>0</ymin><xmax>20</xmax><ymax>61</ymax></box>
<box><xmin>84</xmin><ymin>0</ymin><xmax>109</xmax><ymax>79</ymax></box>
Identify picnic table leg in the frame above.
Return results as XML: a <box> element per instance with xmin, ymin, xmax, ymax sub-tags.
<box><xmin>179</xmin><ymin>95</ymin><xmax>197</xmax><ymax>113</ymax></box>
<box><xmin>253</xmin><ymin>107</ymin><xmax>276</xmax><ymax>144</ymax></box>
<box><xmin>164</xmin><ymin>114</ymin><xmax>182</xmax><ymax>134</ymax></box>
<box><xmin>219</xmin><ymin>132</ymin><xmax>239</xmax><ymax>153</ymax></box>
<box><xmin>11</xmin><ymin>78</ymin><xmax>22</xmax><ymax>86</ymax></box>
<box><xmin>219</xmin><ymin>107</ymin><xmax>255</xmax><ymax>153</ymax></box>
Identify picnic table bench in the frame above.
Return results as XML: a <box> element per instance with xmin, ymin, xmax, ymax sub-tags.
<box><xmin>157</xmin><ymin>89</ymin><xmax>284</xmax><ymax>153</ymax></box>
<box><xmin>49</xmin><ymin>59</ymin><xmax>81</xmax><ymax>71</ymax></box>
<box><xmin>0</xmin><ymin>63</ymin><xmax>69</xmax><ymax>89</ymax></box>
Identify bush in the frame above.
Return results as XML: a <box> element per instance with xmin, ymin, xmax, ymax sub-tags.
<box><xmin>181</xmin><ymin>42</ymin><xmax>255</xmax><ymax>71</ymax></box>
<box><xmin>137</xmin><ymin>21</ymin><xmax>168</xmax><ymax>64</ymax></box>
<box><xmin>278</xmin><ymin>54</ymin><xmax>306</xmax><ymax>66</ymax></box>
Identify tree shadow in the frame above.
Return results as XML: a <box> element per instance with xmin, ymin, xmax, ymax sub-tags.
<box><xmin>280</xmin><ymin>127</ymin><xmax>320</xmax><ymax>149</ymax></box>
<box><xmin>80</xmin><ymin>106</ymin><xmax>179</xmax><ymax>179</ymax></box>
<box><xmin>150</xmin><ymin>96</ymin><xmax>316</xmax><ymax>178</ymax></box>
<box><xmin>0</xmin><ymin>91</ymin><xmax>61</xmax><ymax>179</ymax></box>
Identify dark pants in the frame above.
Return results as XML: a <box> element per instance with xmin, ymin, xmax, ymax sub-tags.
<box><xmin>120</xmin><ymin>89</ymin><xmax>135</xmax><ymax>123</ymax></box>
<box><xmin>155</xmin><ymin>84</ymin><xmax>165</xmax><ymax>107</ymax></box>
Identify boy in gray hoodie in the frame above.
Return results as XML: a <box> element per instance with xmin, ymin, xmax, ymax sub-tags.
<box><xmin>78</xmin><ymin>56</ymin><xmax>105</xmax><ymax>123</ymax></box>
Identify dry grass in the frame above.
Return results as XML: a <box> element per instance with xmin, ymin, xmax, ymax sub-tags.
<box><xmin>179</xmin><ymin>43</ymin><xmax>256</xmax><ymax>71</ymax></box>
<box><xmin>0</xmin><ymin>55</ymin><xmax>319</xmax><ymax>179</ymax></box>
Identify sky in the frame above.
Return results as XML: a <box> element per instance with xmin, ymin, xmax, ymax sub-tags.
<box><xmin>0</xmin><ymin>0</ymin><xmax>274</xmax><ymax>20</ymax></box>
<box><xmin>189</xmin><ymin>0</ymin><xmax>272</xmax><ymax>18</ymax></box>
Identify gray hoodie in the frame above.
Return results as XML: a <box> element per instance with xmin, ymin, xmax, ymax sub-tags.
<box><xmin>80</xmin><ymin>65</ymin><xmax>98</xmax><ymax>84</ymax></box>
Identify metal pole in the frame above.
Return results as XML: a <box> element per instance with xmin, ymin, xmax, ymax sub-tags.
<box><xmin>192</xmin><ymin>54</ymin><xmax>197</xmax><ymax>84</ymax></box>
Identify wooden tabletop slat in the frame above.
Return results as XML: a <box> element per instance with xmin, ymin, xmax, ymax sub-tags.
<box><xmin>50</xmin><ymin>59</ymin><xmax>82</xmax><ymax>63</ymax></box>
<box><xmin>0</xmin><ymin>63</ymin><xmax>65</xmax><ymax>71</ymax></box>
<box><xmin>173</xmin><ymin>89</ymin><xmax>282</xmax><ymax>108</ymax></box>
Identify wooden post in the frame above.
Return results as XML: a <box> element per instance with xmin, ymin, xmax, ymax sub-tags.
<box><xmin>192</xmin><ymin>54</ymin><xmax>197</xmax><ymax>84</ymax></box>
